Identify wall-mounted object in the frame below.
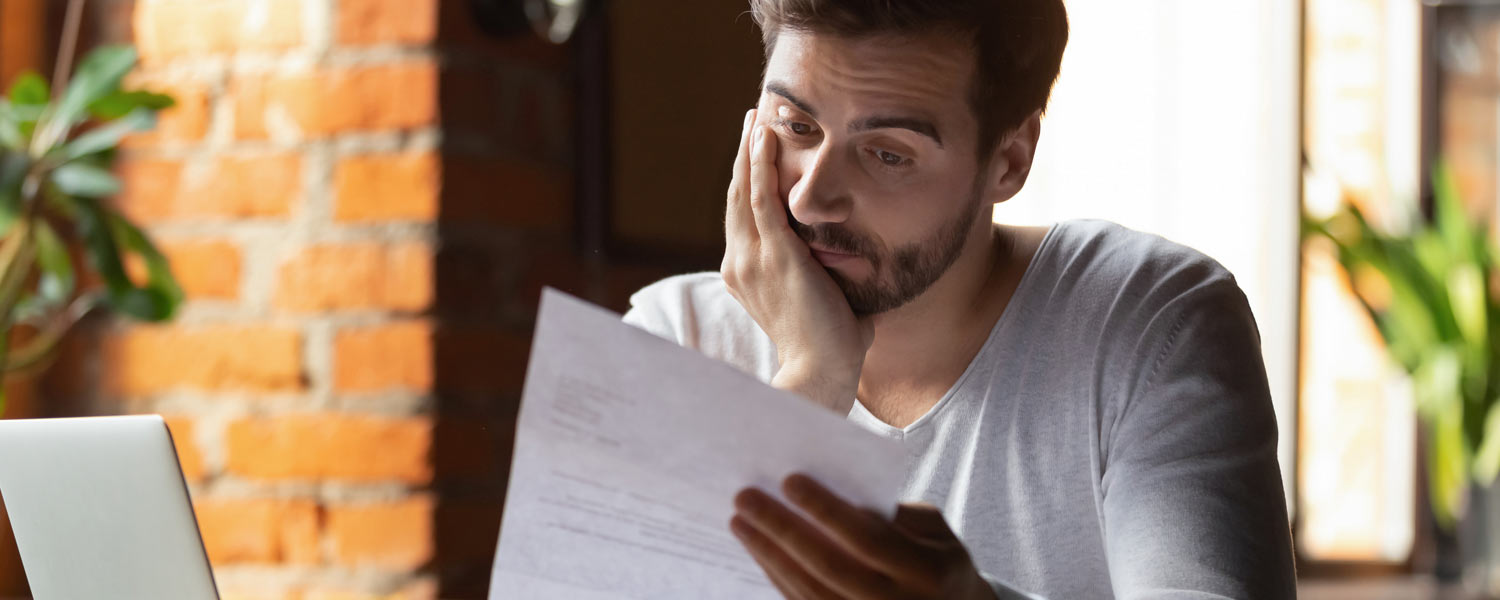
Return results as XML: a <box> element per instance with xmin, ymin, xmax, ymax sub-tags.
<box><xmin>468</xmin><ymin>0</ymin><xmax>589</xmax><ymax>43</ymax></box>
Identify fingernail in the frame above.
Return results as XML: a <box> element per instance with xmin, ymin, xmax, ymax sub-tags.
<box><xmin>753</xmin><ymin>127</ymin><xmax>763</xmax><ymax>145</ymax></box>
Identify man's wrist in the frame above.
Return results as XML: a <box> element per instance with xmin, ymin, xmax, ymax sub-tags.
<box><xmin>771</xmin><ymin>361</ymin><xmax>859</xmax><ymax>415</ymax></box>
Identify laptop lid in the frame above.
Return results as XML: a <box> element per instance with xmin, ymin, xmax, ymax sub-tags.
<box><xmin>0</xmin><ymin>415</ymin><xmax>219</xmax><ymax>599</ymax></box>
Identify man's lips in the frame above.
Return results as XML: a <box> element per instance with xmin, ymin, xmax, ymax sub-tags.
<box><xmin>809</xmin><ymin>246</ymin><xmax>860</xmax><ymax>267</ymax></box>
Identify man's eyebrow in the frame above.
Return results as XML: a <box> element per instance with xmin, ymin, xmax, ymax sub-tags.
<box><xmin>764</xmin><ymin>81</ymin><xmax>945</xmax><ymax>149</ymax></box>
<box><xmin>765</xmin><ymin>82</ymin><xmax>816</xmax><ymax>117</ymax></box>
<box><xmin>852</xmin><ymin>116</ymin><xmax>944</xmax><ymax>148</ymax></box>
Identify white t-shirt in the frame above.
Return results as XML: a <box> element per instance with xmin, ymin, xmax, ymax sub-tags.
<box><xmin>622</xmin><ymin>220</ymin><xmax>1296</xmax><ymax>599</ymax></box>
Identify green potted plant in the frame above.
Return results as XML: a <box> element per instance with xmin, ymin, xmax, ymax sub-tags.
<box><xmin>1305</xmin><ymin>165</ymin><xmax>1500</xmax><ymax>590</ymax></box>
<box><xmin>0</xmin><ymin>44</ymin><xmax>182</xmax><ymax>414</ymax></box>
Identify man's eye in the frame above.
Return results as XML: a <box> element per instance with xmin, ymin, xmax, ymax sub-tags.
<box><xmin>875</xmin><ymin>150</ymin><xmax>907</xmax><ymax>166</ymax></box>
<box><xmin>787</xmin><ymin>121</ymin><xmax>813</xmax><ymax>135</ymax></box>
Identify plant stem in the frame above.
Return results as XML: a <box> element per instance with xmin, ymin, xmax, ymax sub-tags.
<box><xmin>51</xmin><ymin>0</ymin><xmax>87</xmax><ymax>101</ymax></box>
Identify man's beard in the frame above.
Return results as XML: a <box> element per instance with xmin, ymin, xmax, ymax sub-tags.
<box><xmin>789</xmin><ymin>191</ymin><xmax>980</xmax><ymax>316</ymax></box>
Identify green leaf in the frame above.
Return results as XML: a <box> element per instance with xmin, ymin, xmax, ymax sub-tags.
<box><xmin>75</xmin><ymin>198</ymin><xmax>180</xmax><ymax>322</ymax></box>
<box><xmin>88</xmin><ymin>90</ymin><xmax>174</xmax><ymax>121</ymax></box>
<box><xmin>1430</xmin><ymin>400</ymin><xmax>1471</xmax><ymax>529</ymax></box>
<box><xmin>0</xmin><ymin>101</ymin><xmax>23</xmax><ymax>150</ymax></box>
<box><xmin>7</xmin><ymin>72</ymin><xmax>48</xmax><ymax>106</ymax></box>
<box><xmin>0</xmin><ymin>153</ymin><xmax>26</xmax><ymax>233</ymax></box>
<box><xmin>1434</xmin><ymin>161</ymin><xmax>1477</xmax><ymax>263</ymax></box>
<box><xmin>1450</xmin><ymin>264</ymin><xmax>1489</xmax><ymax>357</ymax></box>
<box><xmin>1415</xmin><ymin>347</ymin><xmax>1463</xmax><ymax>419</ymax></box>
<box><xmin>32</xmin><ymin>220</ymin><xmax>73</xmax><ymax>307</ymax></box>
<box><xmin>8</xmin><ymin>104</ymin><xmax>43</xmax><ymax>124</ymax></box>
<box><xmin>62</xmin><ymin>109</ymin><xmax>155</xmax><ymax>161</ymax></box>
<box><xmin>0</xmin><ymin>327</ymin><xmax>10</xmax><ymax>416</ymax></box>
<box><xmin>1475</xmin><ymin>403</ymin><xmax>1500</xmax><ymax>485</ymax></box>
<box><xmin>106</xmin><ymin>212</ymin><xmax>180</xmax><ymax>321</ymax></box>
<box><xmin>43</xmin><ymin>46</ymin><xmax>138</xmax><ymax>144</ymax></box>
<box><xmin>50</xmin><ymin>163</ymin><xmax>121</xmax><ymax>197</ymax></box>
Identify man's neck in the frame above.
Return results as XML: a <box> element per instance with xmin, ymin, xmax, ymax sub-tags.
<box><xmin>855</xmin><ymin>217</ymin><xmax>1045</xmax><ymax>421</ymax></box>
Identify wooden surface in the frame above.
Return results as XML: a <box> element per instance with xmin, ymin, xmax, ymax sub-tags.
<box><xmin>0</xmin><ymin>0</ymin><xmax>44</xmax><ymax>87</ymax></box>
<box><xmin>1299</xmin><ymin>576</ymin><xmax>1465</xmax><ymax>600</ymax></box>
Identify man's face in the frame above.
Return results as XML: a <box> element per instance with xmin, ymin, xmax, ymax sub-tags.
<box><xmin>757</xmin><ymin>30</ymin><xmax>988</xmax><ymax>315</ymax></box>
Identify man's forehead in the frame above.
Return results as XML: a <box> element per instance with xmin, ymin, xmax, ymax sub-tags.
<box><xmin>763</xmin><ymin>31</ymin><xmax>973</xmax><ymax>121</ymax></box>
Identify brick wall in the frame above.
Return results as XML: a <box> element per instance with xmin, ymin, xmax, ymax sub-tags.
<box><xmin>5</xmin><ymin>0</ymin><xmax>602</xmax><ymax>598</ymax></box>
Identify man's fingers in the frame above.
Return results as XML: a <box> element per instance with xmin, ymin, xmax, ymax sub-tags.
<box><xmin>892</xmin><ymin>502</ymin><xmax>961</xmax><ymax>543</ymax></box>
<box><xmin>732</xmin><ymin>514</ymin><xmax>840</xmax><ymax>600</ymax></box>
<box><xmin>783</xmin><ymin>474</ymin><xmax>938</xmax><ymax>581</ymax></box>
<box><xmin>748</xmin><ymin>125</ymin><xmax>794</xmax><ymax>242</ymax></box>
<box><xmin>725</xmin><ymin>109</ymin><xmax>759</xmax><ymax>242</ymax></box>
<box><xmin>734</xmin><ymin>488</ymin><xmax>896</xmax><ymax>599</ymax></box>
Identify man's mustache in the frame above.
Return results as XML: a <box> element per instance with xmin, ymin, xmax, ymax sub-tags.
<box><xmin>787</xmin><ymin>215</ymin><xmax>882</xmax><ymax>268</ymax></box>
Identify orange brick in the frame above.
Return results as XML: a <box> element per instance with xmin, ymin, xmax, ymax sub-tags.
<box><xmin>225</xmin><ymin>414</ymin><xmax>432</xmax><ymax>483</ymax></box>
<box><xmin>275</xmin><ymin>242</ymin><xmax>432</xmax><ymax>312</ymax></box>
<box><xmin>333</xmin><ymin>321</ymin><xmax>433</xmax><ymax>393</ymax></box>
<box><xmin>122</xmin><ymin>79</ymin><xmax>212</xmax><ymax>145</ymax></box>
<box><xmin>333</xmin><ymin>152</ymin><xmax>440</xmax><ymax>222</ymax></box>
<box><xmin>326</xmin><ymin>496</ymin><xmax>434</xmax><ymax>569</ymax></box>
<box><xmin>193</xmin><ymin>497</ymin><xmax>320</xmax><ymax>564</ymax></box>
<box><xmin>337</xmin><ymin>0</ymin><xmax>438</xmax><ymax>46</ymax></box>
<box><xmin>102</xmin><ymin>325</ymin><xmax>304</xmax><ymax>395</ymax></box>
<box><xmin>233</xmin><ymin>62</ymin><xmax>438</xmax><ymax>139</ymax></box>
<box><xmin>300</xmin><ymin>580</ymin><xmax>437</xmax><ymax>600</ymax></box>
<box><xmin>217</xmin><ymin>587</ymin><xmax>301</xmax><ymax>600</ymax></box>
<box><xmin>116</xmin><ymin>155</ymin><xmax>300</xmax><ymax>222</ymax></box>
<box><xmin>163</xmin><ymin>416</ymin><xmax>205</xmax><ymax>482</ymax></box>
<box><xmin>127</xmin><ymin>240</ymin><xmax>241</xmax><ymax>300</ymax></box>
<box><xmin>114</xmin><ymin>158</ymin><xmax>183</xmax><ymax>219</ymax></box>
<box><xmin>134</xmin><ymin>0</ymin><xmax>303</xmax><ymax>64</ymax></box>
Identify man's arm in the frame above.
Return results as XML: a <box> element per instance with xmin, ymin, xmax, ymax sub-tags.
<box><xmin>1100</xmin><ymin>279</ymin><xmax>1296</xmax><ymax>598</ymax></box>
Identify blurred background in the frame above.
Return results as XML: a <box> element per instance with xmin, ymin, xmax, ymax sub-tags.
<box><xmin>0</xmin><ymin>0</ymin><xmax>1488</xmax><ymax>598</ymax></box>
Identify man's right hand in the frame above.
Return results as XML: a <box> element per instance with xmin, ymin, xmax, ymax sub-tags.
<box><xmin>720</xmin><ymin>108</ymin><xmax>873</xmax><ymax>415</ymax></box>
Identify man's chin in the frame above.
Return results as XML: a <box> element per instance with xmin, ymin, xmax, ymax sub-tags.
<box><xmin>827</xmin><ymin>273</ymin><xmax>898</xmax><ymax>316</ymax></box>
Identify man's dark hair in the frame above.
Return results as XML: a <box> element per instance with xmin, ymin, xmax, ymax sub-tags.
<box><xmin>748</xmin><ymin>0</ymin><xmax>1068</xmax><ymax>159</ymax></box>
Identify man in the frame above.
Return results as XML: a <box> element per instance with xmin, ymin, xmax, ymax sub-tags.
<box><xmin>623</xmin><ymin>1</ymin><xmax>1297</xmax><ymax>598</ymax></box>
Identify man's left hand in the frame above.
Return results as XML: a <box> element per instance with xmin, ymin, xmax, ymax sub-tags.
<box><xmin>731</xmin><ymin>474</ymin><xmax>997</xmax><ymax>600</ymax></box>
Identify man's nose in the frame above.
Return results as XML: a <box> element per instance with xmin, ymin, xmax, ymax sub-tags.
<box><xmin>787</xmin><ymin>144</ymin><xmax>853</xmax><ymax>226</ymax></box>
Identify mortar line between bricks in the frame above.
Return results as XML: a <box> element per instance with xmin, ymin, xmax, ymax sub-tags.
<box><xmin>138</xmin><ymin>46</ymin><xmax>445</xmax><ymax>78</ymax></box>
<box><xmin>117</xmin><ymin>127</ymin><xmax>445</xmax><ymax>160</ymax></box>
<box><xmin>138</xmin><ymin>394</ymin><xmax>437</xmax><ymax>418</ymax></box>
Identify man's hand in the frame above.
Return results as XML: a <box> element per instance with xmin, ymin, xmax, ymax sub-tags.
<box><xmin>731</xmin><ymin>474</ymin><xmax>996</xmax><ymax>600</ymax></box>
<box><xmin>721</xmin><ymin>109</ymin><xmax>873</xmax><ymax>415</ymax></box>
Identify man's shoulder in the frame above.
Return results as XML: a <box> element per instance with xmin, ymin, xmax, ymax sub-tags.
<box><xmin>624</xmin><ymin>272</ymin><xmax>739</xmax><ymax>336</ymax></box>
<box><xmin>628</xmin><ymin>272</ymin><xmax>731</xmax><ymax>310</ymax></box>
<box><xmin>623</xmin><ymin>272</ymin><xmax>778</xmax><ymax>381</ymax></box>
<box><xmin>1045</xmin><ymin>219</ymin><xmax>1238</xmax><ymax>306</ymax></box>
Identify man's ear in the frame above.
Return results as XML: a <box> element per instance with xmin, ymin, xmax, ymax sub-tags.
<box><xmin>980</xmin><ymin>111</ymin><xmax>1043</xmax><ymax>206</ymax></box>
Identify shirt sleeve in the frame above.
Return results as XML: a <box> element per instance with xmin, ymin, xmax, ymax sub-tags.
<box><xmin>1098</xmin><ymin>279</ymin><xmax>1297</xmax><ymax>599</ymax></box>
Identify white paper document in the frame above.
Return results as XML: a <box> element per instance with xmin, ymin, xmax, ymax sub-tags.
<box><xmin>488</xmin><ymin>289</ymin><xmax>909</xmax><ymax>599</ymax></box>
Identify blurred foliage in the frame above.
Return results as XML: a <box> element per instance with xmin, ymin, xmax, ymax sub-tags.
<box><xmin>1306</xmin><ymin>164</ymin><xmax>1500</xmax><ymax>529</ymax></box>
<box><xmin>0</xmin><ymin>46</ymin><xmax>181</xmax><ymax>414</ymax></box>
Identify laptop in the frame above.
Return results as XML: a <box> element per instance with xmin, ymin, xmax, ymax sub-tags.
<box><xmin>0</xmin><ymin>415</ymin><xmax>219</xmax><ymax>599</ymax></box>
